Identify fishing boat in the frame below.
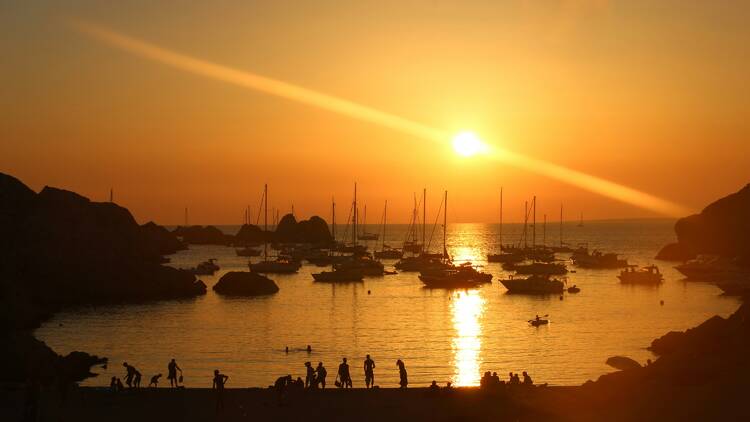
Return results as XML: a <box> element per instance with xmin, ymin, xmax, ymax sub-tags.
<box><xmin>191</xmin><ymin>258</ymin><xmax>219</xmax><ymax>275</ymax></box>
<box><xmin>487</xmin><ymin>251</ymin><xmax>525</xmax><ymax>263</ymax></box>
<box><xmin>618</xmin><ymin>265</ymin><xmax>664</xmax><ymax>284</ymax></box>
<box><xmin>249</xmin><ymin>184</ymin><xmax>300</xmax><ymax>274</ymax></box>
<box><xmin>573</xmin><ymin>249</ymin><xmax>628</xmax><ymax>269</ymax></box>
<box><xmin>500</xmin><ymin>274</ymin><xmax>565</xmax><ymax>294</ymax></box>
<box><xmin>503</xmin><ymin>261</ymin><xmax>568</xmax><ymax>275</ymax></box>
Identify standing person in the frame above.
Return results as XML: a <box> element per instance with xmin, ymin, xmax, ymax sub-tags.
<box><xmin>167</xmin><ymin>358</ymin><xmax>182</xmax><ymax>388</ymax></box>
<box><xmin>212</xmin><ymin>370</ymin><xmax>229</xmax><ymax>413</ymax></box>
<box><xmin>364</xmin><ymin>355</ymin><xmax>376</xmax><ymax>389</ymax></box>
<box><xmin>397</xmin><ymin>359</ymin><xmax>408</xmax><ymax>389</ymax></box>
<box><xmin>304</xmin><ymin>362</ymin><xmax>315</xmax><ymax>388</ymax></box>
<box><xmin>133</xmin><ymin>369</ymin><xmax>142</xmax><ymax>388</ymax></box>
<box><xmin>338</xmin><ymin>358</ymin><xmax>352</xmax><ymax>388</ymax></box>
<box><xmin>316</xmin><ymin>362</ymin><xmax>327</xmax><ymax>389</ymax></box>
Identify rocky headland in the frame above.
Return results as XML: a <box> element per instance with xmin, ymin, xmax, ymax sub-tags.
<box><xmin>0</xmin><ymin>172</ymin><xmax>206</xmax><ymax>385</ymax></box>
<box><xmin>212</xmin><ymin>271</ymin><xmax>280</xmax><ymax>296</ymax></box>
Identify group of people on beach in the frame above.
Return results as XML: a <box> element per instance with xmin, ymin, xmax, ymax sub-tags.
<box><xmin>480</xmin><ymin>370</ymin><xmax>533</xmax><ymax>389</ymax></box>
<box><xmin>273</xmin><ymin>355</ymin><xmax>408</xmax><ymax>397</ymax></box>
<box><xmin>110</xmin><ymin>359</ymin><xmax>183</xmax><ymax>392</ymax></box>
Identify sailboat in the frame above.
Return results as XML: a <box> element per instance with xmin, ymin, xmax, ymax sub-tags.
<box><xmin>374</xmin><ymin>200</ymin><xmax>402</xmax><ymax>259</ymax></box>
<box><xmin>395</xmin><ymin>189</ymin><xmax>447</xmax><ymax>271</ymax></box>
<box><xmin>314</xmin><ymin>183</ymin><xmax>378</xmax><ymax>281</ymax></box>
<box><xmin>249</xmin><ymin>184</ymin><xmax>300</xmax><ymax>274</ymax></box>
<box><xmin>488</xmin><ymin>188</ymin><xmax>523</xmax><ymax>263</ymax></box>
<box><xmin>550</xmin><ymin>204</ymin><xmax>574</xmax><ymax>253</ymax></box>
<box><xmin>419</xmin><ymin>191</ymin><xmax>492</xmax><ymax>288</ymax></box>
<box><xmin>358</xmin><ymin>205</ymin><xmax>379</xmax><ymax>240</ymax></box>
<box><xmin>402</xmin><ymin>192</ymin><xmax>424</xmax><ymax>254</ymax></box>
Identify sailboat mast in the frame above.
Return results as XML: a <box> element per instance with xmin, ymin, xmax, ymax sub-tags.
<box><xmin>443</xmin><ymin>190</ymin><xmax>447</xmax><ymax>260</ymax></box>
<box><xmin>331</xmin><ymin>197</ymin><xmax>336</xmax><ymax>241</ymax></box>
<box><xmin>524</xmin><ymin>201</ymin><xmax>528</xmax><ymax>248</ymax></box>
<box><xmin>264</xmin><ymin>184</ymin><xmax>268</xmax><ymax>261</ymax></box>
<box><xmin>352</xmin><ymin>183</ymin><xmax>357</xmax><ymax>246</ymax></box>
<box><xmin>560</xmin><ymin>204</ymin><xmax>563</xmax><ymax>248</ymax></box>
<box><xmin>363</xmin><ymin>205</ymin><xmax>367</xmax><ymax>237</ymax></box>
<box><xmin>422</xmin><ymin>188</ymin><xmax>426</xmax><ymax>254</ymax></box>
<box><xmin>499</xmin><ymin>187</ymin><xmax>503</xmax><ymax>250</ymax></box>
<box><xmin>532</xmin><ymin>196</ymin><xmax>536</xmax><ymax>248</ymax></box>
<box><xmin>382</xmin><ymin>200</ymin><xmax>387</xmax><ymax>251</ymax></box>
<box><xmin>543</xmin><ymin>214</ymin><xmax>547</xmax><ymax>246</ymax></box>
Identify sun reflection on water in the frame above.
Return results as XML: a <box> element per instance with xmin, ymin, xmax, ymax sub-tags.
<box><xmin>451</xmin><ymin>290</ymin><xmax>485</xmax><ymax>386</ymax></box>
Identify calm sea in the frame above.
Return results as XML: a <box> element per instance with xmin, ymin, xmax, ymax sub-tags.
<box><xmin>35</xmin><ymin>220</ymin><xmax>739</xmax><ymax>388</ymax></box>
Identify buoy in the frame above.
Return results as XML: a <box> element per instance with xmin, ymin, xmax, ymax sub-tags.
<box><xmin>367</xmin><ymin>290</ymin><xmax>371</xmax><ymax>295</ymax></box>
<box><xmin>660</xmin><ymin>300</ymin><xmax>664</xmax><ymax>306</ymax></box>
<box><xmin>559</xmin><ymin>295</ymin><xmax>563</xmax><ymax>300</ymax></box>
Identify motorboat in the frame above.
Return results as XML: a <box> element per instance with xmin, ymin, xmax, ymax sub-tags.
<box><xmin>618</xmin><ymin>265</ymin><xmax>663</xmax><ymax>284</ymax></box>
<box><xmin>500</xmin><ymin>274</ymin><xmax>565</xmax><ymax>294</ymax></box>
<box><xmin>675</xmin><ymin>255</ymin><xmax>746</xmax><ymax>281</ymax></box>
<box><xmin>573</xmin><ymin>249</ymin><xmax>628</xmax><ymax>269</ymax></box>
<box><xmin>567</xmin><ymin>285</ymin><xmax>581</xmax><ymax>293</ymax></box>
<box><xmin>191</xmin><ymin>259</ymin><xmax>219</xmax><ymax>275</ymax></box>
<box><xmin>505</xmin><ymin>261</ymin><xmax>568</xmax><ymax>275</ymax></box>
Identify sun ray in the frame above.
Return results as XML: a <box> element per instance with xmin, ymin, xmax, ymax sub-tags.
<box><xmin>66</xmin><ymin>18</ymin><xmax>689</xmax><ymax>217</ymax></box>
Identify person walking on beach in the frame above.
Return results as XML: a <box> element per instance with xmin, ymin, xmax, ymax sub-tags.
<box><xmin>167</xmin><ymin>358</ymin><xmax>182</xmax><ymax>388</ymax></box>
<box><xmin>397</xmin><ymin>359</ymin><xmax>408</xmax><ymax>389</ymax></box>
<box><xmin>304</xmin><ymin>362</ymin><xmax>315</xmax><ymax>388</ymax></box>
<box><xmin>364</xmin><ymin>354</ymin><xmax>376</xmax><ymax>388</ymax></box>
<box><xmin>338</xmin><ymin>358</ymin><xmax>352</xmax><ymax>388</ymax></box>
<box><xmin>316</xmin><ymin>362</ymin><xmax>327</xmax><ymax>389</ymax></box>
<box><xmin>212</xmin><ymin>369</ymin><xmax>229</xmax><ymax>413</ymax></box>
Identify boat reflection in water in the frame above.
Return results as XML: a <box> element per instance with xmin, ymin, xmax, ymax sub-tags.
<box><xmin>451</xmin><ymin>290</ymin><xmax>485</xmax><ymax>386</ymax></box>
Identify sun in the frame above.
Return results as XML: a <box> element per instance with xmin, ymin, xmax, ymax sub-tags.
<box><xmin>452</xmin><ymin>131</ymin><xmax>487</xmax><ymax>157</ymax></box>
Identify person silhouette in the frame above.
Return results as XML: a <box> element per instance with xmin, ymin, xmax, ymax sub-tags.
<box><xmin>167</xmin><ymin>358</ymin><xmax>182</xmax><ymax>388</ymax></box>
<box><xmin>316</xmin><ymin>362</ymin><xmax>327</xmax><ymax>389</ymax></box>
<box><xmin>304</xmin><ymin>362</ymin><xmax>315</xmax><ymax>388</ymax></box>
<box><xmin>364</xmin><ymin>354</ymin><xmax>376</xmax><ymax>388</ymax></box>
<box><xmin>149</xmin><ymin>374</ymin><xmax>162</xmax><ymax>388</ymax></box>
<box><xmin>212</xmin><ymin>370</ymin><xmax>229</xmax><ymax>413</ymax></box>
<box><xmin>122</xmin><ymin>362</ymin><xmax>137</xmax><ymax>389</ymax></box>
<box><xmin>397</xmin><ymin>359</ymin><xmax>408</xmax><ymax>389</ymax></box>
<box><xmin>338</xmin><ymin>358</ymin><xmax>352</xmax><ymax>388</ymax></box>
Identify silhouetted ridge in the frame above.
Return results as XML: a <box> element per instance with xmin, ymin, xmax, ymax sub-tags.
<box><xmin>173</xmin><ymin>225</ymin><xmax>228</xmax><ymax>245</ymax></box>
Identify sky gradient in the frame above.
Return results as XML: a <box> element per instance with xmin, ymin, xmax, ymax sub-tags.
<box><xmin>2</xmin><ymin>1</ymin><xmax>748</xmax><ymax>224</ymax></box>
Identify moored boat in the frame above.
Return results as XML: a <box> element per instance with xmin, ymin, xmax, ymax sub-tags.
<box><xmin>191</xmin><ymin>258</ymin><xmax>220</xmax><ymax>275</ymax></box>
<box><xmin>312</xmin><ymin>267</ymin><xmax>364</xmax><ymax>282</ymax></box>
<box><xmin>419</xmin><ymin>262</ymin><xmax>493</xmax><ymax>288</ymax></box>
<box><xmin>573</xmin><ymin>249</ymin><xmax>628</xmax><ymax>269</ymax></box>
<box><xmin>505</xmin><ymin>261</ymin><xmax>568</xmax><ymax>275</ymax></box>
<box><xmin>500</xmin><ymin>274</ymin><xmax>565</xmax><ymax>294</ymax></box>
<box><xmin>618</xmin><ymin>265</ymin><xmax>663</xmax><ymax>284</ymax></box>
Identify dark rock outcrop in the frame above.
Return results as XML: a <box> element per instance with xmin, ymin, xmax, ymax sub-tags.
<box><xmin>234</xmin><ymin>224</ymin><xmax>267</xmax><ymax>245</ymax></box>
<box><xmin>212</xmin><ymin>271</ymin><xmax>279</xmax><ymax>296</ymax></box>
<box><xmin>140</xmin><ymin>221</ymin><xmax>187</xmax><ymax>256</ymax></box>
<box><xmin>173</xmin><ymin>225</ymin><xmax>228</xmax><ymax>245</ymax></box>
<box><xmin>274</xmin><ymin>214</ymin><xmax>332</xmax><ymax>244</ymax></box>
<box><xmin>657</xmin><ymin>184</ymin><xmax>750</xmax><ymax>263</ymax></box>
<box><xmin>0</xmin><ymin>172</ymin><xmax>207</xmax><ymax>383</ymax></box>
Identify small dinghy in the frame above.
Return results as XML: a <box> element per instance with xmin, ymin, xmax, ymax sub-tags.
<box><xmin>529</xmin><ymin>315</ymin><xmax>549</xmax><ymax>326</ymax></box>
<box><xmin>567</xmin><ymin>285</ymin><xmax>581</xmax><ymax>293</ymax></box>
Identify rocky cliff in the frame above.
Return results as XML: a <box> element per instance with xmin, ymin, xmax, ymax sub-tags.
<box><xmin>657</xmin><ymin>183</ymin><xmax>750</xmax><ymax>263</ymax></box>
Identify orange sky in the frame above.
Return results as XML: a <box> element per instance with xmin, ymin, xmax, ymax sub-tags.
<box><xmin>2</xmin><ymin>1</ymin><xmax>748</xmax><ymax>224</ymax></box>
